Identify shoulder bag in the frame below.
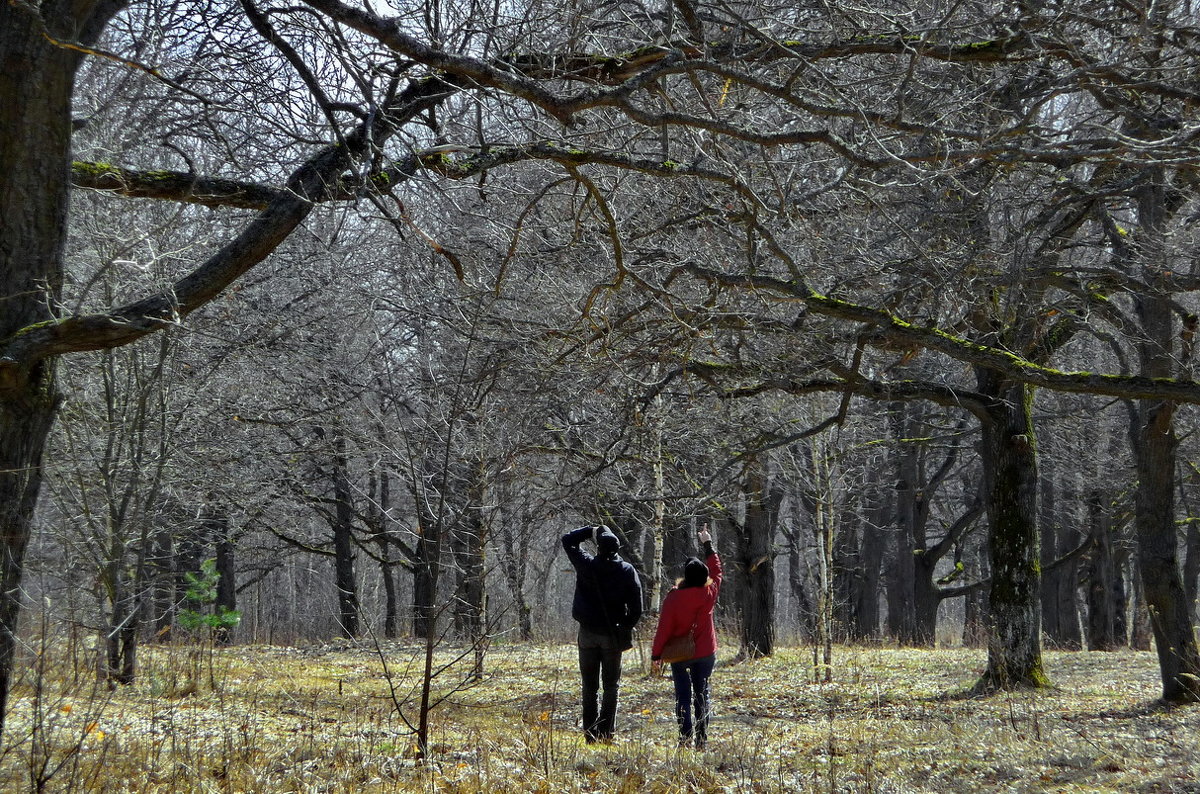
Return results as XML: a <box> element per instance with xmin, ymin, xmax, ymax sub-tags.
<box><xmin>660</xmin><ymin>623</ymin><xmax>697</xmax><ymax>663</ymax></box>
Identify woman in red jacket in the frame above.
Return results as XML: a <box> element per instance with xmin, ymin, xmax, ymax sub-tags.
<box><xmin>651</xmin><ymin>525</ymin><xmax>722</xmax><ymax>749</ymax></box>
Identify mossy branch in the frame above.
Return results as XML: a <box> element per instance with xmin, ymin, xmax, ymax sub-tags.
<box><xmin>682</xmin><ymin>264</ymin><xmax>1200</xmax><ymax>405</ymax></box>
<box><xmin>71</xmin><ymin>162</ymin><xmax>286</xmax><ymax>210</ymax></box>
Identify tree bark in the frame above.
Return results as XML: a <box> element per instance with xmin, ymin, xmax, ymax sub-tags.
<box><xmin>0</xmin><ymin>0</ymin><xmax>123</xmax><ymax>738</ymax></box>
<box><xmin>493</xmin><ymin>490</ymin><xmax>532</xmax><ymax>641</ymax></box>
<box><xmin>411</xmin><ymin>477</ymin><xmax>442</xmax><ymax>641</ymax></box>
<box><xmin>1184</xmin><ymin>517</ymin><xmax>1200</xmax><ymax>628</ymax></box>
<box><xmin>214</xmin><ymin>526</ymin><xmax>237</xmax><ymax>647</ymax></box>
<box><xmin>962</xmin><ymin>542</ymin><xmax>989</xmax><ymax>649</ymax></box>
<box><xmin>973</xmin><ymin>372</ymin><xmax>1048</xmax><ymax>691</ymax></box>
<box><xmin>739</xmin><ymin>458</ymin><xmax>777</xmax><ymax>658</ymax></box>
<box><xmin>1041</xmin><ymin>464</ymin><xmax>1082</xmax><ymax>649</ymax></box>
<box><xmin>102</xmin><ymin>548</ymin><xmax>139</xmax><ymax>686</ymax></box>
<box><xmin>151</xmin><ymin>528</ymin><xmax>176</xmax><ymax>639</ymax></box>
<box><xmin>369</xmin><ymin>468</ymin><xmax>399</xmax><ymax>639</ymax></box>
<box><xmin>331</xmin><ymin>436</ymin><xmax>359</xmax><ymax>639</ymax></box>
<box><xmin>1039</xmin><ymin>466</ymin><xmax>1062</xmax><ymax>645</ymax></box>
<box><xmin>782</xmin><ymin>516</ymin><xmax>815</xmax><ymax>641</ymax></box>
<box><xmin>832</xmin><ymin>496</ymin><xmax>860</xmax><ymax>642</ymax></box>
<box><xmin>853</xmin><ymin>471</ymin><xmax>887</xmax><ymax>641</ymax></box>
<box><xmin>452</xmin><ymin>465</ymin><xmax>487</xmax><ymax>674</ymax></box>
<box><xmin>1085</xmin><ymin>489</ymin><xmax>1124</xmax><ymax>650</ymax></box>
<box><xmin>1127</xmin><ymin>172</ymin><xmax>1200</xmax><ymax>700</ymax></box>
<box><xmin>1131</xmin><ymin>399</ymin><xmax>1200</xmax><ymax>699</ymax></box>
<box><xmin>886</xmin><ymin>404</ymin><xmax>919</xmax><ymax>643</ymax></box>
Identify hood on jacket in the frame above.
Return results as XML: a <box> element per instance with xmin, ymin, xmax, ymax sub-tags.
<box><xmin>595</xmin><ymin>525</ymin><xmax>621</xmax><ymax>555</ymax></box>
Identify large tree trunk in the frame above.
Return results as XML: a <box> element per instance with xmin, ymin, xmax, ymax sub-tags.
<box><xmin>962</xmin><ymin>541</ymin><xmax>989</xmax><ymax>649</ymax></box>
<box><xmin>151</xmin><ymin>528</ymin><xmax>176</xmax><ymax>639</ymax></box>
<box><xmin>0</xmin><ymin>396</ymin><xmax>57</xmax><ymax>707</ymax></box>
<box><xmin>411</xmin><ymin>479</ymin><xmax>442</xmax><ymax>642</ymax></box>
<box><xmin>0</xmin><ymin>0</ymin><xmax>128</xmax><ymax>739</ymax></box>
<box><xmin>889</xmin><ymin>402</ymin><xmax>951</xmax><ymax>647</ymax></box>
<box><xmin>912</xmin><ymin>552</ymin><xmax>941</xmax><ymax>647</ymax></box>
<box><xmin>832</xmin><ymin>497</ymin><xmax>860</xmax><ymax>642</ymax></box>
<box><xmin>1039</xmin><ymin>466</ymin><xmax>1063</xmax><ymax>644</ymax></box>
<box><xmin>0</xmin><ymin>3</ymin><xmax>84</xmax><ymax>739</ymax></box>
<box><xmin>1131</xmin><ymin>398</ymin><xmax>1200</xmax><ymax>700</ymax></box>
<box><xmin>412</xmin><ymin>555</ymin><xmax>437</xmax><ymax>640</ymax></box>
<box><xmin>1127</xmin><ymin>172</ymin><xmax>1200</xmax><ymax>699</ymax></box>
<box><xmin>738</xmin><ymin>458</ymin><xmax>777</xmax><ymax>658</ymax></box>
<box><xmin>973</xmin><ymin>373</ymin><xmax>1048</xmax><ymax>692</ymax></box>
<box><xmin>101</xmin><ymin>542</ymin><xmax>139</xmax><ymax>686</ymax></box>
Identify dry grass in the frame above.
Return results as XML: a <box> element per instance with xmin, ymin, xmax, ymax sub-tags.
<box><xmin>2</xmin><ymin>639</ymin><xmax>1198</xmax><ymax>792</ymax></box>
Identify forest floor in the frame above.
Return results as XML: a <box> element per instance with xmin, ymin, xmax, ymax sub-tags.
<box><xmin>1</xmin><ymin>639</ymin><xmax>1197</xmax><ymax>792</ymax></box>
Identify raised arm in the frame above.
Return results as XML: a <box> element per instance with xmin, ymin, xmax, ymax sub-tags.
<box><xmin>699</xmin><ymin>525</ymin><xmax>722</xmax><ymax>590</ymax></box>
<box><xmin>561</xmin><ymin>525</ymin><xmax>595</xmax><ymax>570</ymax></box>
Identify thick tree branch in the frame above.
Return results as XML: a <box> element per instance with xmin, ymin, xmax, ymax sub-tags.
<box><xmin>681</xmin><ymin>362</ymin><xmax>992</xmax><ymax>417</ymax></box>
<box><xmin>682</xmin><ymin>264</ymin><xmax>1200</xmax><ymax>404</ymax></box>
<box><xmin>0</xmin><ymin>76</ymin><xmax>454</xmax><ymax>394</ymax></box>
<box><xmin>70</xmin><ymin>162</ymin><xmax>287</xmax><ymax>209</ymax></box>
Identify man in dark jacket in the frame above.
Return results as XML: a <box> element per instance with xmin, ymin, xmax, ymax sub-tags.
<box><xmin>562</xmin><ymin>524</ymin><xmax>643</xmax><ymax>743</ymax></box>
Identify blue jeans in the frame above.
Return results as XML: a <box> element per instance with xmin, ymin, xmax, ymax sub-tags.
<box><xmin>578</xmin><ymin>625</ymin><xmax>623</xmax><ymax>741</ymax></box>
<box><xmin>670</xmin><ymin>654</ymin><xmax>715</xmax><ymax>746</ymax></box>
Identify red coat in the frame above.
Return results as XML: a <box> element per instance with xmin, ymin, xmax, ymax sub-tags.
<box><xmin>651</xmin><ymin>552</ymin><xmax>722</xmax><ymax>660</ymax></box>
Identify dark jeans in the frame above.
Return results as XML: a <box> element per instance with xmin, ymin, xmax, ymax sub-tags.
<box><xmin>578</xmin><ymin>625</ymin><xmax>624</xmax><ymax>741</ymax></box>
<box><xmin>670</xmin><ymin>653</ymin><xmax>715</xmax><ymax>747</ymax></box>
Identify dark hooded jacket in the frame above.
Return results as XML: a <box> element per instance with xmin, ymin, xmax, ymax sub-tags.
<box><xmin>562</xmin><ymin>526</ymin><xmax>643</xmax><ymax>633</ymax></box>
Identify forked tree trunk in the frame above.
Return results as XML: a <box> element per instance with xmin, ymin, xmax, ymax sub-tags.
<box><xmin>912</xmin><ymin>551</ymin><xmax>942</xmax><ymax>647</ymax></box>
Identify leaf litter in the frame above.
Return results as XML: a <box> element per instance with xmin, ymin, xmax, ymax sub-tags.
<box><xmin>2</xmin><ymin>642</ymin><xmax>1197</xmax><ymax>792</ymax></box>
